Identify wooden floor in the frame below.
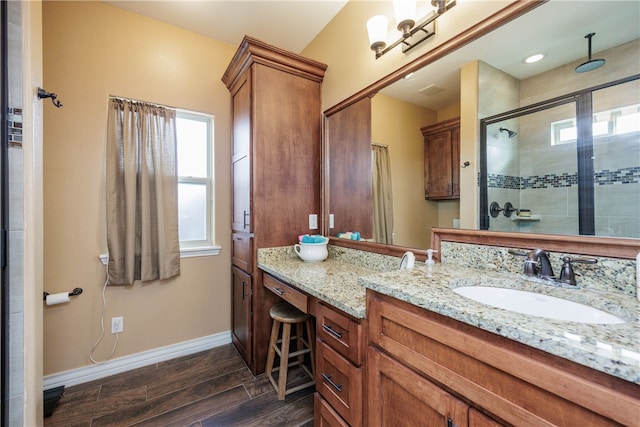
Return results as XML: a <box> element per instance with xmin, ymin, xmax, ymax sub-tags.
<box><xmin>44</xmin><ymin>344</ymin><xmax>315</xmax><ymax>427</ymax></box>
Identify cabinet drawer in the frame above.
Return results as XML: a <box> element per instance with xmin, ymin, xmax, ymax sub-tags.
<box><xmin>316</xmin><ymin>340</ymin><xmax>362</xmax><ymax>427</ymax></box>
<box><xmin>316</xmin><ymin>302</ymin><xmax>363</xmax><ymax>366</ymax></box>
<box><xmin>314</xmin><ymin>393</ymin><xmax>349</xmax><ymax>427</ymax></box>
<box><xmin>263</xmin><ymin>274</ymin><xmax>308</xmax><ymax>313</ymax></box>
<box><xmin>231</xmin><ymin>232</ymin><xmax>252</xmax><ymax>271</ymax></box>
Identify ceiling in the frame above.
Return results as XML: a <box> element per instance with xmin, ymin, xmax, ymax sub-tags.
<box><xmin>102</xmin><ymin>0</ymin><xmax>348</xmax><ymax>54</ymax></box>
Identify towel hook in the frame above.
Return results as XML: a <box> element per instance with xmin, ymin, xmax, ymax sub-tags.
<box><xmin>37</xmin><ymin>87</ymin><xmax>63</xmax><ymax>108</ymax></box>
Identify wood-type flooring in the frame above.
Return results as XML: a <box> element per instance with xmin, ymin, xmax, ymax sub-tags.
<box><xmin>43</xmin><ymin>344</ymin><xmax>314</xmax><ymax>427</ymax></box>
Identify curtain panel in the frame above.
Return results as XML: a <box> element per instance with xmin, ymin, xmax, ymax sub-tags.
<box><xmin>372</xmin><ymin>144</ymin><xmax>394</xmax><ymax>245</ymax></box>
<box><xmin>106</xmin><ymin>98</ymin><xmax>181</xmax><ymax>285</ymax></box>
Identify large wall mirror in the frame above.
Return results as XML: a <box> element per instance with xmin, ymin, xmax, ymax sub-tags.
<box><xmin>324</xmin><ymin>0</ymin><xmax>639</xmax><ymax>253</ymax></box>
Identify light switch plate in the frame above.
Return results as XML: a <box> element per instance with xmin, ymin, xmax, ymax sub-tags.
<box><xmin>309</xmin><ymin>214</ymin><xmax>318</xmax><ymax>229</ymax></box>
<box><xmin>329</xmin><ymin>214</ymin><xmax>334</xmax><ymax>229</ymax></box>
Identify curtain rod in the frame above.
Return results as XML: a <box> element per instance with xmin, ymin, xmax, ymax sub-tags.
<box><xmin>372</xmin><ymin>143</ymin><xmax>388</xmax><ymax>148</ymax></box>
<box><xmin>108</xmin><ymin>95</ymin><xmax>176</xmax><ymax>111</ymax></box>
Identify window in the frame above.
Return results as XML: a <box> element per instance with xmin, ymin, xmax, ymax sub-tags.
<box><xmin>176</xmin><ymin>110</ymin><xmax>219</xmax><ymax>257</ymax></box>
<box><xmin>550</xmin><ymin>103</ymin><xmax>640</xmax><ymax>145</ymax></box>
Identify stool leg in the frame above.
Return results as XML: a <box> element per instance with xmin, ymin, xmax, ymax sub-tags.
<box><xmin>305</xmin><ymin>319</ymin><xmax>316</xmax><ymax>377</ymax></box>
<box><xmin>295</xmin><ymin>322</ymin><xmax>304</xmax><ymax>368</ymax></box>
<box><xmin>265</xmin><ymin>320</ymin><xmax>280</xmax><ymax>376</ymax></box>
<box><xmin>277</xmin><ymin>323</ymin><xmax>291</xmax><ymax>400</ymax></box>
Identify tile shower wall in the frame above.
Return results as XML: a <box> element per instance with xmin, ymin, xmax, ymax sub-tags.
<box><xmin>484</xmin><ymin>41</ymin><xmax>640</xmax><ymax>238</ymax></box>
<box><xmin>7</xmin><ymin>2</ymin><xmax>25</xmax><ymax>426</ymax></box>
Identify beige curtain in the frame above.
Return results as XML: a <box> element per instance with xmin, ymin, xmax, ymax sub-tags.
<box><xmin>372</xmin><ymin>144</ymin><xmax>394</xmax><ymax>244</ymax></box>
<box><xmin>106</xmin><ymin>98</ymin><xmax>181</xmax><ymax>285</ymax></box>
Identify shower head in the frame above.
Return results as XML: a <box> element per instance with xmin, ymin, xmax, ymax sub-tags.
<box><xmin>576</xmin><ymin>33</ymin><xmax>605</xmax><ymax>73</ymax></box>
<box><xmin>499</xmin><ymin>127</ymin><xmax>518</xmax><ymax>138</ymax></box>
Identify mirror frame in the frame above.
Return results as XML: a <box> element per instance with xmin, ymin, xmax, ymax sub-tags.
<box><xmin>322</xmin><ymin>0</ymin><xmax>640</xmax><ymax>260</ymax></box>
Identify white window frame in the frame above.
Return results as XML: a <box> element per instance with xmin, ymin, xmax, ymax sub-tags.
<box><xmin>176</xmin><ymin>109</ymin><xmax>220</xmax><ymax>257</ymax></box>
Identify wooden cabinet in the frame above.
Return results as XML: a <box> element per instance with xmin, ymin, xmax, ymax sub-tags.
<box><xmin>222</xmin><ymin>36</ymin><xmax>326</xmax><ymax>374</ymax></box>
<box><xmin>315</xmin><ymin>393</ymin><xmax>349</xmax><ymax>427</ymax></box>
<box><xmin>368</xmin><ymin>348</ymin><xmax>469</xmax><ymax>427</ymax></box>
<box><xmin>231</xmin><ymin>266</ymin><xmax>252</xmax><ymax>363</ymax></box>
<box><xmin>315</xmin><ymin>302</ymin><xmax>364</xmax><ymax>427</ymax></box>
<box><xmin>367</xmin><ymin>290</ymin><xmax>640</xmax><ymax>427</ymax></box>
<box><xmin>422</xmin><ymin>117</ymin><xmax>460</xmax><ymax>200</ymax></box>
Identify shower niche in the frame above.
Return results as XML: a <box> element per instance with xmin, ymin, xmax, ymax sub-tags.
<box><xmin>480</xmin><ymin>76</ymin><xmax>640</xmax><ymax>238</ymax></box>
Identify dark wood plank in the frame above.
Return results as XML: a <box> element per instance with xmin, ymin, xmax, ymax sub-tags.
<box><xmin>130</xmin><ymin>385</ymin><xmax>251</xmax><ymax>427</ymax></box>
<box><xmin>43</xmin><ymin>345</ymin><xmax>315</xmax><ymax>427</ymax></box>
<box><xmin>44</xmin><ymin>385</ymin><xmax>147</xmax><ymax>427</ymax></box>
<box><xmin>200</xmin><ymin>388</ymin><xmax>314</xmax><ymax>427</ymax></box>
<box><xmin>92</xmin><ymin>369</ymin><xmax>253</xmax><ymax>426</ymax></box>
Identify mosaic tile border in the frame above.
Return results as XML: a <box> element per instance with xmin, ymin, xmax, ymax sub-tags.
<box><xmin>8</xmin><ymin>107</ymin><xmax>23</xmax><ymax>147</ymax></box>
<box><xmin>488</xmin><ymin>166</ymin><xmax>640</xmax><ymax>190</ymax></box>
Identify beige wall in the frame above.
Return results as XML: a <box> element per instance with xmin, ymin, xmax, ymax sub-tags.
<box><xmin>42</xmin><ymin>1</ymin><xmax>235</xmax><ymax>375</ymax></box>
<box><xmin>303</xmin><ymin>0</ymin><xmax>510</xmax><ymax>111</ymax></box>
<box><xmin>371</xmin><ymin>94</ymin><xmax>436</xmax><ymax>248</ymax></box>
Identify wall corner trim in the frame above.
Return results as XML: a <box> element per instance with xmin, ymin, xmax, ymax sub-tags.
<box><xmin>43</xmin><ymin>331</ymin><xmax>232</xmax><ymax>390</ymax></box>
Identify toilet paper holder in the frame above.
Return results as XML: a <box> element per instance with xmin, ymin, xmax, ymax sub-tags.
<box><xmin>43</xmin><ymin>287</ymin><xmax>83</xmax><ymax>301</ymax></box>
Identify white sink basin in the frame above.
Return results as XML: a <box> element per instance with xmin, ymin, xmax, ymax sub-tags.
<box><xmin>453</xmin><ymin>286</ymin><xmax>625</xmax><ymax>324</ymax></box>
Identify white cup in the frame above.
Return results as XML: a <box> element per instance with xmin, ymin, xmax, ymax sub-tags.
<box><xmin>294</xmin><ymin>242</ymin><xmax>328</xmax><ymax>263</ymax></box>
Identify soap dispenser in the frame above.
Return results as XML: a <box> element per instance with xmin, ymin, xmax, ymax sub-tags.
<box><xmin>425</xmin><ymin>249</ymin><xmax>438</xmax><ymax>267</ymax></box>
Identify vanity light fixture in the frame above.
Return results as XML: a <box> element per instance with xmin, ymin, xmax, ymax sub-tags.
<box><xmin>367</xmin><ymin>0</ymin><xmax>457</xmax><ymax>59</ymax></box>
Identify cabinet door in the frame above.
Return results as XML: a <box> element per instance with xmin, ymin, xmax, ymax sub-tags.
<box><xmin>367</xmin><ymin>347</ymin><xmax>469</xmax><ymax>427</ymax></box>
<box><xmin>231</xmin><ymin>73</ymin><xmax>252</xmax><ymax>233</ymax></box>
<box><xmin>451</xmin><ymin>126</ymin><xmax>460</xmax><ymax>197</ymax></box>
<box><xmin>231</xmin><ymin>266</ymin><xmax>252</xmax><ymax>365</ymax></box>
<box><xmin>424</xmin><ymin>129</ymin><xmax>454</xmax><ymax>199</ymax></box>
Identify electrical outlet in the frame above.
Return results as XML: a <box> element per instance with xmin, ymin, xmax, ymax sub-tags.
<box><xmin>111</xmin><ymin>316</ymin><xmax>123</xmax><ymax>334</ymax></box>
<box><xmin>99</xmin><ymin>254</ymin><xmax>109</xmax><ymax>265</ymax></box>
<box><xmin>309</xmin><ymin>214</ymin><xmax>318</xmax><ymax>230</ymax></box>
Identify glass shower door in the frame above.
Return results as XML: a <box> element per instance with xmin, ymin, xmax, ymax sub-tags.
<box><xmin>591</xmin><ymin>79</ymin><xmax>640</xmax><ymax>238</ymax></box>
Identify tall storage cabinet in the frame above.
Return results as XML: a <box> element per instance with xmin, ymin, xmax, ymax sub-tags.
<box><xmin>222</xmin><ymin>36</ymin><xmax>327</xmax><ymax>374</ymax></box>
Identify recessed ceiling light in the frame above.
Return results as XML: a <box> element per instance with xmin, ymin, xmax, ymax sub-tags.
<box><xmin>523</xmin><ymin>53</ymin><xmax>545</xmax><ymax>64</ymax></box>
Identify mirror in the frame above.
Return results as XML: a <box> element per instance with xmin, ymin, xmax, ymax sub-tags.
<box><xmin>325</xmin><ymin>0</ymin><xmax>640</xmax><ymax>249</ymax></box>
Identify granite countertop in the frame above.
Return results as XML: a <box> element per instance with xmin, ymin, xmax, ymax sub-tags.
<box><xmin>258</xmin><ymin>256</ymin><xmax>372</xmax><ymax>319</ymax></box>
<box><xmin>361</xmin><ymin>264</ymin><xmax>640</xmax><ymax>385</ymax></box>
<box><xmin>258</xmin><ymin>247</ymin><xmax>640</xmax><ymax>385</ymax></box>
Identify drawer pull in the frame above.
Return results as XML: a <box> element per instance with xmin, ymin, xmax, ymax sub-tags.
<box><xmin>321</xmin><ymin>373</ymin><xmax>343</xmax><ymax>392</ymax></box>
<box><xmin>272</xmin><ymin>287</ymin><xmax>284</xmax><ymax>296</ymax></box>
<box><xmin>322</xmin><ymin>324</ymin><xmax>343</xmax><ymax>339</ymax></box>
<box><xmin>447</xmin><ymin>418</ymin><xmax>458</xmax><ymax>427</ymax></box>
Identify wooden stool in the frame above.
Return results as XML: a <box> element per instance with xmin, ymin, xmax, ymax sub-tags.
<box><xmin>265</xmin><ymin>302</ymin><xmax>316</xmax><ymax>400</ymax></box>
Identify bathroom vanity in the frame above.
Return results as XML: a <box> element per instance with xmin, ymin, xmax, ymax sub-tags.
<box><xmin>258</xmin><ymin>230</ymin><xmax>640</xmax><ymax>426</ymax></box>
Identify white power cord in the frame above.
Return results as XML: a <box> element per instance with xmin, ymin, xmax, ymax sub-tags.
<box><xmin>89</xmin><ymin>258</ymin><xmax>119</xmax><ymax>364</ymax></box>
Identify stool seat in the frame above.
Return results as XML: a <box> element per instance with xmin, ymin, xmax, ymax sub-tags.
<box><xmin>265</xmin><ymin>302</ymin><xmax>316</xmax><ymax>400</ymax></box>
<box><xmin>270</xmin><ymin>303</ymin><xmax>310</xmax><ymax>323</ymax></box>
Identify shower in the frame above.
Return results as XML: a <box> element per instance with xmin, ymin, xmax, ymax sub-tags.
<box><xmin>575</xmin><ymin>33</ymin><xmax>606</xmax><ymax>73</ymax></box>
<box><xmin>499</xmin><ymin>127</ymin><xmax>517</xmax><ymax>138</ymax></box>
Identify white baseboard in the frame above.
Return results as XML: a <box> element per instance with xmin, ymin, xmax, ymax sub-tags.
<box><xmin>43</xmin><ymin>331</ymin><xmax>232</xmax><ymax>390</ymax></box>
